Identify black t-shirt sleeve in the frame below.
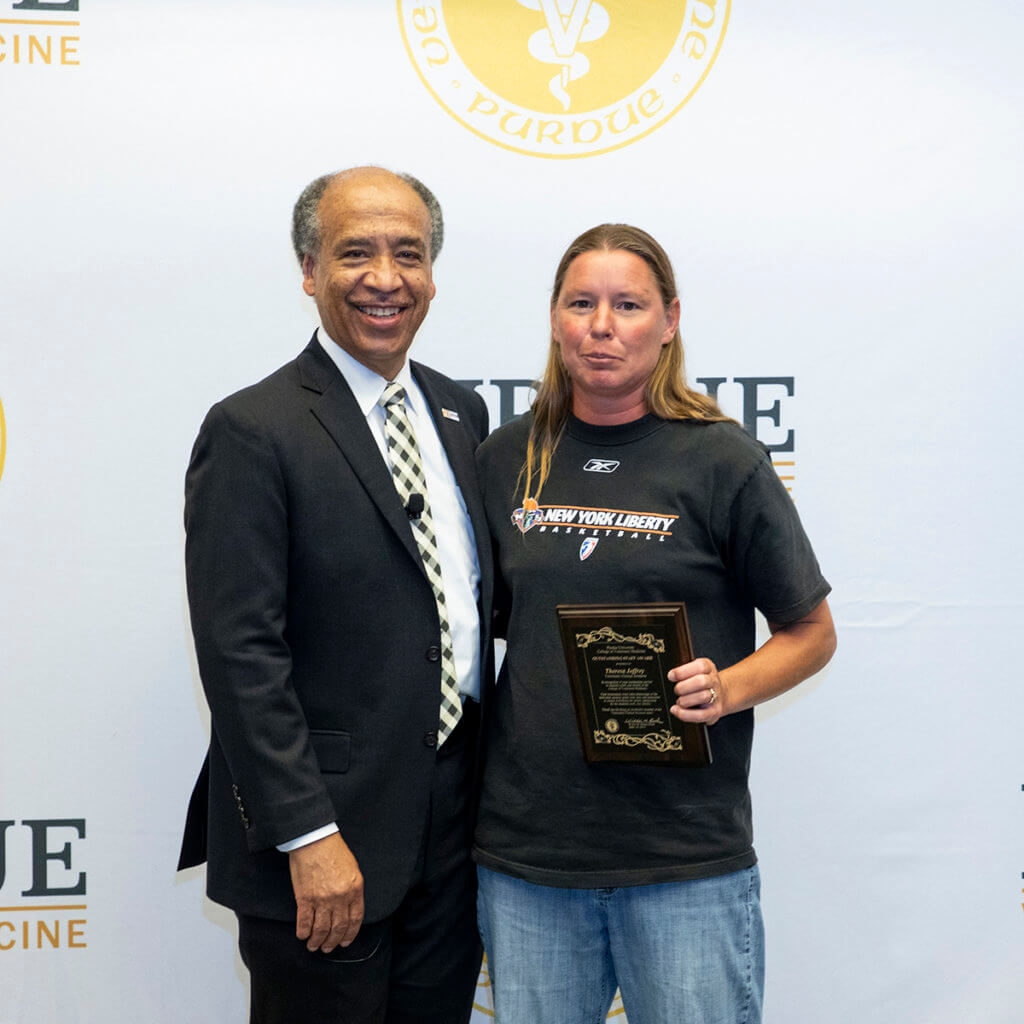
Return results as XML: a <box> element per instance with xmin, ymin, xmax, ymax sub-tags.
<box><xmin>723</xmin><ymin>454</ymin><xmax>831</xmax><ymax>624</ymax></box>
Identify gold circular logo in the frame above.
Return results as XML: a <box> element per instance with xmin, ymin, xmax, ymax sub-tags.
<box><xmin>0</xmin><ymin>392</ymin><xmax>6</xmax><ymax>484</ymax></box>
<box><xmin>398</xmin><ymin>1</ymin><xmax>730</xmax><ymax>159</ymax></box>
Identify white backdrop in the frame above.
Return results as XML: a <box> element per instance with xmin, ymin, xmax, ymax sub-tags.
<box><xmin>2</xmin><ymin>2</ymin><xmax>1022</xmax><ymax>1021</ymax></box>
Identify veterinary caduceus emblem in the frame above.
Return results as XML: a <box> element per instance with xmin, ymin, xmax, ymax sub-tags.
<box><xmin>521</xmin><ymin>0</ymin><xmax>610</xmax><ymax>111</ymax></box>
<box><xmin>399</xmin><ymin>0</ymin><xmax>731</xmax><ymax>158</ymax></box>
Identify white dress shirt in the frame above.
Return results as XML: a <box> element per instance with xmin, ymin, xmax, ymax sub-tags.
<box><xmin>278</xmin><ymin>328</ymin><xmax>482</xmax><ymax>853</ymax></box>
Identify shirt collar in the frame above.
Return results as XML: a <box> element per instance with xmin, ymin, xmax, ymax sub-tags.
<box><xmin>316</xmin><ymin>327</ymin><xmax>418</xmax><ymax>418</ymax></box>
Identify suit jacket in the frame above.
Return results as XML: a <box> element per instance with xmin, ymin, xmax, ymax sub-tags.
<box><xmin>178</xmin><ymin>335</ymin><xmax>493</xmax><ymax>923</ymax></box>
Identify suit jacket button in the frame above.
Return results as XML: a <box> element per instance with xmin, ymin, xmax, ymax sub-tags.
<box><xmin>423</xmin><ymin>732</ymin><xmax>438</xmax><ymax>748</ymax></box>
<box><xmin>426</xmin><ymin>645</ymin><xmax>441</xmax><ymax>662</ymax></box>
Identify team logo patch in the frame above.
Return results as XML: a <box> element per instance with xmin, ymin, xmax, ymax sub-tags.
<box><xmin>398</xmin><ymin>1</ymin><xmax>730</xmax><ymax>159</ymax></box>
<box><xmin>579</xmin><ymin>537</ymin><xmax>599</xmax><ymax>560</ymax></box>
<box><xmin>584</xmin><ymin>459</ymin><xmax>619</xmax><ymax>473</ymax></box>
<box><xmin>511</xmin><ymin>496</ymin><xmax>545</xmax><ymax>534</ymax></box>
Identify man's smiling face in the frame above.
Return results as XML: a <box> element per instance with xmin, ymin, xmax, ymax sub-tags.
<box><xmin>302</xmin><ymin>168</ymin><xmax>436</xmax><ymax>380</ymax></box>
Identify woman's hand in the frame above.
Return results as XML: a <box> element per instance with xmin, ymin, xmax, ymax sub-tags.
<box><xmin>666</xmin><ymin>598</ymin><xmax>837</xmax><ymax>726</ymax></box>
<box><xmin>668</xmin><ymin>658</ymin><xmax>726</xmax><ymax>725</ymax></box>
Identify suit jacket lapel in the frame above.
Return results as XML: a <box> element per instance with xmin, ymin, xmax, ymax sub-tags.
<box><xmin>412</xmin><ymin>363</ymin><xmax>494</xmax><ymax>616</ymax></box>
<box><xmin>413</xmin><ymin>365</ymin><xmax>477</xmax><ymax>503</ymax></box>
<box><xmin>297</xmin><ymin>338</ymin><xmax>427</xmax><ymax>575</ymax></box>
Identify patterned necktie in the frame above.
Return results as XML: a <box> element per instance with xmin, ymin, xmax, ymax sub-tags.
<box><xmin>379</xmin><ymin>382</ymin><xmax>462</xmax><ymax>744</ymax></box>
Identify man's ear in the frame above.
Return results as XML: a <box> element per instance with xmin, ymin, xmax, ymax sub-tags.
<box><xmin>301</xmin><ymin>254</ymin><xmax>316</xmax><ymax>297</ymax></box>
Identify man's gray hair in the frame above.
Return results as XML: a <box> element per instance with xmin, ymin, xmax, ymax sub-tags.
<box><xmin>290</xmin><ymin>169</ymin><xmax>444</xmax><ymax>267</ymax></box>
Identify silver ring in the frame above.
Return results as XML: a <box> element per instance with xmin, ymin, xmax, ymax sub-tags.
<box><xmin>707</xmin><ymin>687</ymin><xmax>717</xmax><ymax>706</ymax></box>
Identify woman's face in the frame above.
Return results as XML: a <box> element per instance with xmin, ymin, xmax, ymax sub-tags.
<box><xmin>552</xmin><ymin>248</ymin><xmax>680</xmax><ymax>423</ymax></box>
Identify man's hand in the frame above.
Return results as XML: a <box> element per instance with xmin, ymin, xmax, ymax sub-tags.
<box><xmin>287</xmin><ymin>832</ymin><xmax>364</xmax><ymax>953</ymax></box>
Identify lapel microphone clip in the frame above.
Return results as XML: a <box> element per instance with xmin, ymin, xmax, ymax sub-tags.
<box><xmin>406</xmin><ymin>493</ymin><xmax>424</xmax><ymax>520</ymax></box>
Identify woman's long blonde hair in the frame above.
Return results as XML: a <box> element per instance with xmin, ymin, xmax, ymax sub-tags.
<box><xmin>521</xmin><ymin>223</ymin><xmax>731</xmax><ymax>502</ymax></box>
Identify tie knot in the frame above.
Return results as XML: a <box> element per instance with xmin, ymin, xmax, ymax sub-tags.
<box><xmin>380</xmin><ymin>382</ymin><xmax>406</xmax><ymax>409</ymax></box>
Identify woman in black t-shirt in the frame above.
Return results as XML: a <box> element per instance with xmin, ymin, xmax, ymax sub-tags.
<box><xmin>474</xmin><ymin>224</ymin><xmax>836</xmax><ymax>1024</ymax></box>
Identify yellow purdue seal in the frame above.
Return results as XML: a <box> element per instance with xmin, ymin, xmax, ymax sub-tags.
<box><xmin>398</xmin><ymin>1</ymin><xmax>729</xmax><ymax>159</ymax></box>
<box><xmin>0</xmin><ymin>391</ymin><xmax>6</xmax><ymax>484</ymax></box>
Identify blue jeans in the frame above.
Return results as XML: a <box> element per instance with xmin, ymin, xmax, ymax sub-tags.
<box><xmin>477</xmin><ymin>865</ymin><xmax>764</xmax><ymax>1024</ymax></box>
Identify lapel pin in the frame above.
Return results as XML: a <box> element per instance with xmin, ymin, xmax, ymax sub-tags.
<box><xmin>441</xmin><ymin>408</ymin><xmax>460</xmax><ymax>421</ymax></box>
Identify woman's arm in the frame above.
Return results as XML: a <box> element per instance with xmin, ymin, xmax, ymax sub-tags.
<box><xmin>668</xmin><ymin>598</ymin><xmax>836</xmax><ymax>724</ymax></box>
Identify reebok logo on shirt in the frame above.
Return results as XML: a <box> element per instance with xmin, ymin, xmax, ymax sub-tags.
<box><xmin>583</xmin><ymin>459</ymin><xmax>620</xmax><ymax>473</ymax></box>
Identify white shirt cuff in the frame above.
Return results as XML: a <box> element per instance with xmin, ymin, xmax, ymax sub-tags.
<box><xmin>275</xmin><ymin>823</ymin><xmax>339</xmax><ymax>852</ymax></box>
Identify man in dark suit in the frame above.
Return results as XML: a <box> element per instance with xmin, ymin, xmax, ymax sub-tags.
<box><xmin>178</xmin><ymin>166</ymin><xmax>492</xmax><ymax>1024</ymax></box>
